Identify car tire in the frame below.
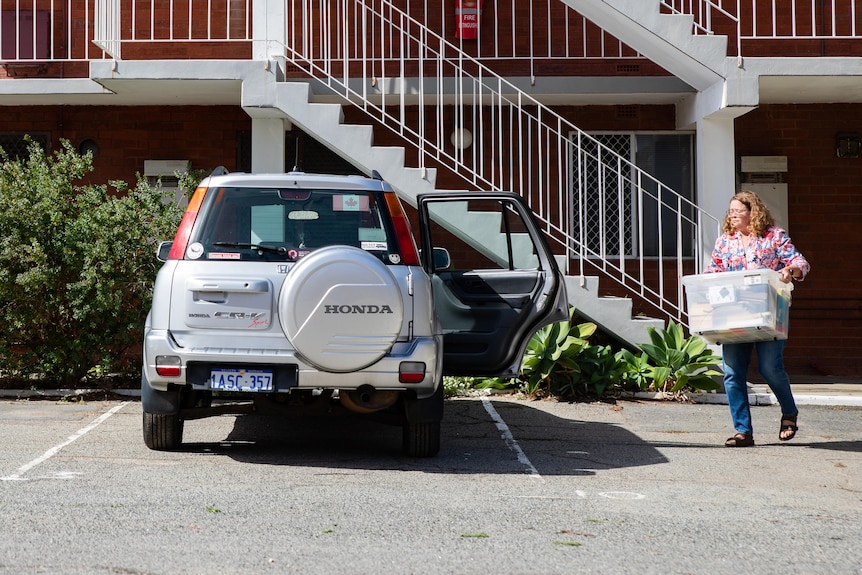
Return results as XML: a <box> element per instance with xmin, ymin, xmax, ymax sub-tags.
<box><xmin>402</xmin><ymin>420</ymin><xmax>441</xmax><ymax>457</ymax></box>
<box><xmin>143</xmin><ymin>411</ymin><xmax>184</xmax><ymax>451</ymax></box>
<box><xmin>277</xmin><ymin>245</ymin><xmax>404</xmax><ymax>372</ymax></box>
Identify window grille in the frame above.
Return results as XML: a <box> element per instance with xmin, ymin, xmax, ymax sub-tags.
<box><xmin>0</xmin><ymin>133</ymin><xmax>50</xmax><ymax>160</ymax></box>
<box><xmin>571</xmin><ymin>132</ymin><xmax>695</xmax><ymax>259</ymax></box>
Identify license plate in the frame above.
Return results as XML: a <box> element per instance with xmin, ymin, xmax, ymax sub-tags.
<box><xmin>210</xmin><ymin>368</ymin><xmax>273</xmax><ymax>392</ymax></box>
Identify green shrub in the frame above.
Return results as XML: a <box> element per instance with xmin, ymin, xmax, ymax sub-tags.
<box><xmin>519</xmin><ymin>307</ymin><xmax>607</xmax><ymax>399</ymax></box>
<box><xmin>559</xmin><ymin>342</ymin><xmax>621</xmax><ymax>399</ymax></box>
<box><xmin>0</xmin><ymin>139</ymin><xmax>184</xmax><ymax>384</ymax></box>
<box><xmin>447</xmin><ymin>318</ymin><xmax>723</xmax><ymax>401</ymax></box>
<box><xmin>617</xmin><ymin>320</ymin><xmax>722</xmax><ymax>394</ymax></box>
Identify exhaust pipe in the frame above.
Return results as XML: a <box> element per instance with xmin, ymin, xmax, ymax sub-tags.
<box><xmin>339</xmin><ymin>385</ymin><xmax>399</xmax><ymax>414</ymax></box>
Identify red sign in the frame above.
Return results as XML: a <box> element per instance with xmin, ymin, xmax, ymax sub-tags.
<box><xmin>455</xmin><ymin>0</ymin><xmax>483</xmax><ymax>40</ymax></box>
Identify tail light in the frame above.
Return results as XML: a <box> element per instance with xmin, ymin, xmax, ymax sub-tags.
<box><xmin>167</xmin><ymin>185</ymin><xmax>207</xmax><ymax>260</ymax></box>
<box><xmin>383</xmin><ymin>192</ymin><xmax>420</xmax><ymax>266</ymax></box>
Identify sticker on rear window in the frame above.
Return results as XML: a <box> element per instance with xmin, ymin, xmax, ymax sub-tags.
<box><xmin>208</xmin><ymin>252</ymin><xmax>241</xmax><ymax>260</ymax></box>
<box><xmin>333</xmin><ymin>195</ymin><xmax>369</xmax><ymax>212</ymax></box>
<box><xmin>361</xmin><ymin>241</ymin><xmax>388</xmax><ymax>251</ymax></box>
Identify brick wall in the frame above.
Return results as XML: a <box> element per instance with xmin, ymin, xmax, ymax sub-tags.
<box><xmin>1</xmin><ymin>105</ymin><xmax>251</xmax><ymax>185</ymax></box>
<box><xmin>736</xmin><ymin>104</ymin><xmax>862</xmax><ymax>376</ymax></box>
<box><xmin>362</xmin><ymin>101</ymin><xmax>862</xmax><ymax>377</ymax></box>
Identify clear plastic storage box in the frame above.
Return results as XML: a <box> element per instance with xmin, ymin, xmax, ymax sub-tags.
<box><xmin>681</xmin><ymin>269</ymin><xmax>792</xmax><ymax>345</ymax></box>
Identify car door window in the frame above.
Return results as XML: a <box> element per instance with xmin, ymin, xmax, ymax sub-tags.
<box><xmin>418</xmin><ymin>193</ymin><xmax>566</xmax><ymax>377</ymax></box>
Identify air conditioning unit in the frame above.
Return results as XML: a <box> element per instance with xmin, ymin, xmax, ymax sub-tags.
<box><xmin>144</xmin><ymin>160</ymin><xmax>189</xmax><ymax>206</ymax></box>
<box><xmin>739</xmin><ymin>156</ymin><xmax>788</xmax><ymax>232</ymax></box>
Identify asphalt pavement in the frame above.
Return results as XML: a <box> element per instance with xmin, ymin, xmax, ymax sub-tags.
<box><xmin>0</xmin><ymin>392</ymin><xmax>860</xmax><ymax>575</ymax></box>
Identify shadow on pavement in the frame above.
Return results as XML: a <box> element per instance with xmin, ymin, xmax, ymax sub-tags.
<box><xmin>178</xmin><ymin>398</ymin><xmax>670</xmax><ymax>476</ymax></box>
<box><xmin>797</xmin><ymin>441</ymin><xmax>862</xmax><ymax>453</ymax></box>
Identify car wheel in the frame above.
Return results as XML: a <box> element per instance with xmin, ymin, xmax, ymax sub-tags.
<box><xmin>402</xmin><ymin>420</ymin><xmax>441</xmax><ymax>457</ymax></box>
<box><xmin>143</xmin><ymin>411</ymin><xmax>184</xmax><ymax>451</ymax></box>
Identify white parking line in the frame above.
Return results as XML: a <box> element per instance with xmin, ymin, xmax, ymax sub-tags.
<box><xmin>1</xmin><ymin>402</ymin><xmax>130</xmax><ymax>481</ymax></box>
<box><xmin>480</xmin><ymin>397</ymin><xmax>543</xmax><ymax>481</ymax></box>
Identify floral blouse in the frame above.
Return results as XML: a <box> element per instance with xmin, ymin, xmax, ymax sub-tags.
<box><xmin>705</xmin><ymin>225</ymin><xmax>810</xmax><ymax>278</ymax></box>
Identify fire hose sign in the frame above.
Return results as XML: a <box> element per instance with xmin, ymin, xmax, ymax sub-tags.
<box><xmin>456</xmin><ymin>0</ymin><xmax>483</xmax><ymax>39</ymax></box>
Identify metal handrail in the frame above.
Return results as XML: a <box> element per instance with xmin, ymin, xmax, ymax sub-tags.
<box><xmin>278</xmin><ymin>0</ymin><xmax>721</xmax><ymax>322</ymax></box>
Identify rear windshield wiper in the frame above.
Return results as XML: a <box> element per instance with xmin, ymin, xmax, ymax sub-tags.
<box><xmin>212</xmin><ymin>242</ymin><xmax>292</xmax><ymax>257</ymax></box>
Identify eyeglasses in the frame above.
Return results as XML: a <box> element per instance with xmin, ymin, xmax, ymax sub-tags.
<box><xmin>728</xmin><ymin>208</ymin><xmax>749</xmax><ymax>215</ymax></box>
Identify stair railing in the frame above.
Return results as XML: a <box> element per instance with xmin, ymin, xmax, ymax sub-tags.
<box><xmin>276</xmin><ymin>0</ymin><xmax>721</xmax><ymax>323</ymax></box>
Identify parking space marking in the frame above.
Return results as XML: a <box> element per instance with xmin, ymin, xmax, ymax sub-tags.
<box><xmin>481</xmin><ymin>397</ymin><xmax>543</xmax><ymax>481</ymax></box>
<box><xmin>1</xmin><ymin>402</ymin><xmax>130</xmax><ymax>481</ymax></box>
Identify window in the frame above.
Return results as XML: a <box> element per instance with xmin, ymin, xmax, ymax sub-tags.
<box><xmin>424</xmin><ymin>198</ymin><xmax>539</xmax><ymax>271</ymax></box>
<box><xmin>0</xmin><ymin>132</ymin><xmax>50</xmax><ymax>160</ymax></box>
<box><xmin>571</xmin><ymin>132</ymin><xmax>695</xmax><ymax>258</ymax></box>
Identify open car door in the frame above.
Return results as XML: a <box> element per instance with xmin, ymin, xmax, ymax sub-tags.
<box><xmin>417</xmin><ymin>192</ymin><xmax>568</xmax><ymax>377</ymax></box>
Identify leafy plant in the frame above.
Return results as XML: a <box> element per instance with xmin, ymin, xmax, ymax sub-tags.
<box><xmin>561</xmin><ymin>342</ymin><xmax>621</xmax><ymax>399</ymax></box>
<box><xmin>176</xmin><ymin>168</ymin><xmax>211</xmax><ymax>197</ymax></box>
<box><xmin>0</xmin><ymin>138</ymin><xmax>184</xmax><ymax>384</ymax></box>
<box><xmin>615</xmin><ymin>348</ymin><xmax>653</xmax><ymax>391</ymax></box>
<box><xmin>443</xmin><ymin>375</ymin><xmax>504</xmax><ymax>396</ymax></box>
<box><xmin>520</xmin><ymin>307</ymin><xmax>597</xmax><ymax>398</ymax></box>
<box><xmin>620</xmin><ymin>321</ymin><xmax>722</xmax><ymax>394</ymax></box>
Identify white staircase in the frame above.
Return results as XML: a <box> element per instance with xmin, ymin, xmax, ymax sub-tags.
<box><xmin>275</xmin><ymin>82</ymin><xmax>438</xmax><ymax>207</ymax></box>
<box><xmin>270</xmin><ymin>80</ymin><xmax>667</xmax><ymax>348</ymax></box>
<box><xmin>219</xmin><ymin>0</ymin><xmax>733</xmax><ymax>350</ymax></box>
<box><xmin>560</xmin><ymin>0</ymin><xmax>729</xmax><ymax>90</ymax></box>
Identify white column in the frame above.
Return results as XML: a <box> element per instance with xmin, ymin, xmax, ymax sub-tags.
<box><xmin>253</xmin><ymin>0</ymin><xmax>286</xmax><ymax>60</ymax></box>
<box><xmin>678</xmin><ymin>78</ymin><xmax>756</xmax><ymax>272</ymax></box>
<box><xmin>695</xmin><ymin>115</ymin><xmax>736</xmax><ymax>268</ymax></box>
<box><xmin>251</xmin><ymin>117</ymin><xmax>287</xmax><ymax>173</ymax></box>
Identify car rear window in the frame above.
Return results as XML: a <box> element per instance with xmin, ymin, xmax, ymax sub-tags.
<box><xmin>191</xmin><ymin>187</ymin><xmax>397</xmax><ymax>262</ymax></box>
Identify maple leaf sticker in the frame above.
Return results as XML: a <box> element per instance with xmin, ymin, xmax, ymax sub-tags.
<box><xmin>334</xmin><ymin>195</ymin><xmax>368</xmax><ymax>211</ymax></box>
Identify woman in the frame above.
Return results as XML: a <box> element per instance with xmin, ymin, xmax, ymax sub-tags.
<box><xmin>706</xmin><ymin>190</ymin><xmax>810</xmax><ymax>447</ymax></box>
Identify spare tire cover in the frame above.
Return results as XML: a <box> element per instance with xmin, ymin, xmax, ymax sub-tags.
<box><xmin>278</xmin><ymin>246</ymin><xmax>404</xmax><ymax>372</ymax></box>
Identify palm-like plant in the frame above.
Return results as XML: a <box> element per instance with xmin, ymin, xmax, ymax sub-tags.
<box><xmin>520</xmin><ymin>307</ymin><xmax>597</xmax><ymax>397</ymax></box>
<box><xmin>636</xmin><ymin>321</ymin><xmax>723</xmax><ymax>393</ymax></box>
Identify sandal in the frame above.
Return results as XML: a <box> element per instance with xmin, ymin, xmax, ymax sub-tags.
<box><xmin>724</xmin><ymin>433</ymin><xmax>755</xmax><ymax>447</ymax></box>
<box><xmin>779</xmin><ymin>414</ymin><xmax>798</xmax><ymax>441</ymax></box>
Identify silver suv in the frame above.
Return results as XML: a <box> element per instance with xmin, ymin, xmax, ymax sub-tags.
<box><xmin>142</xmin><ymin>169</ymin><xmax>567</xmax><ymax>456</ymax></box>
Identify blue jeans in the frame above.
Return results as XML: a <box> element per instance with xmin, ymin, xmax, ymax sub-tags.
<box><xmin>722</xmin><ymin>339</ymin><xmax>798</xmax><ymax>435</ymax></box>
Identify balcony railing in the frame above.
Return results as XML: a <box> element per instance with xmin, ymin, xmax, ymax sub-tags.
<box><xmin>4</xmin><ymin>0</ymin><xmax>859</xmax><ymax>69</ymax></box>
<box><xmin>661</xmin><ymin>0</ymin><xmax>862</xmax><ymax>58</ymax></box>
<box><xmin>4</xmin><ymin>0</ymin><xmax>641</xmax><ymax>66</ymax></box>
<box><xmin>0</xmin><ymin>0</ymin><xmax>253</xmax><ymax>64</ymax></box>
<box><xmin>3</xmin><ymin>0</ymin><xmax>862</xmax><ymax>66</ymax></box>
<box><xmin>0</xmin><ymin>1</ymin><xmax>110</xmax><ymax>61</ymax></box>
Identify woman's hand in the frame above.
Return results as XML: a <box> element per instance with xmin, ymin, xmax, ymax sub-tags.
<box><xmin>779</xmin><ymin>267</ymin><xmax>801</xmax><ymax>283</ymax></box>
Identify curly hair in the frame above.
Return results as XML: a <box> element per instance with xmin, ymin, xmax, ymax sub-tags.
<box><xmin>721</xmin><ymin>189</ymin><xmax>776</xmax><ymax>235</ymax></box>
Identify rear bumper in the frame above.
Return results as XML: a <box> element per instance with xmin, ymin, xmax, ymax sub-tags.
<box><xmin>143</xmin><ymin>328</ymin><xmax>442</xmax><ymax>399</ymax></box>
